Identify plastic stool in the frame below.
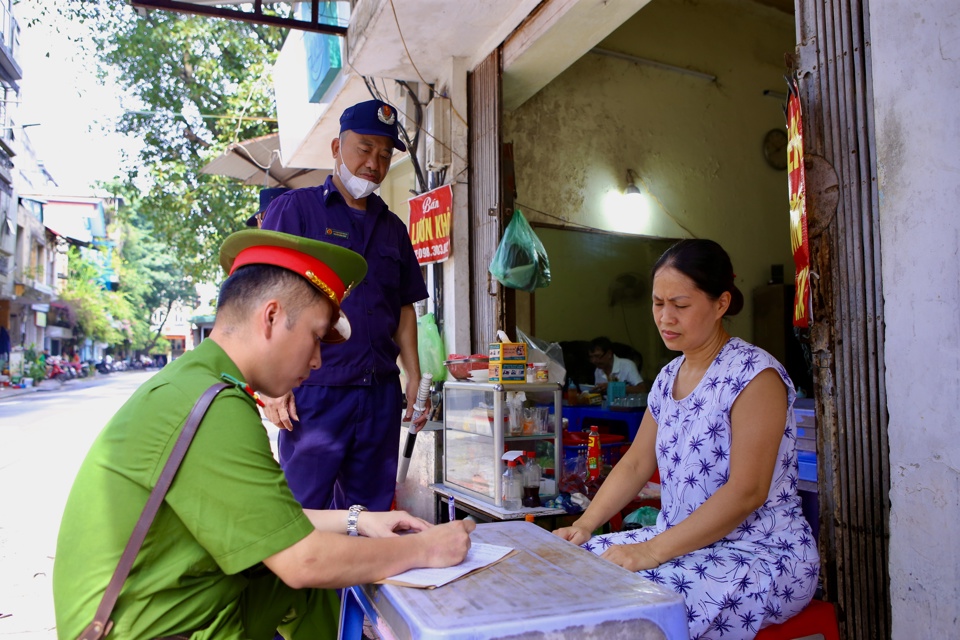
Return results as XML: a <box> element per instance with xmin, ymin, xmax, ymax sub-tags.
<box><xmin>755</xmin><ymin>599</ymin><xmax>839</xmax><ymax>640</ymax></box>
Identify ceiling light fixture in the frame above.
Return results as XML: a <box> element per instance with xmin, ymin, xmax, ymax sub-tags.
<box><xmin>625</xmin><ymin>169</ymin><xmax>641</xmax><ymax>196</ymax></box>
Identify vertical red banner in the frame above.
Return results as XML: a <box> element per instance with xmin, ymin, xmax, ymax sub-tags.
<box><xmin>408</xmin><ymin>184</ymin><xmax>453</xmax><ymax>265</ymax></box>
<box><xmin>787</xmin><ymin>80</ymin><xmax>811</xmax><ymax>328</ymax></box>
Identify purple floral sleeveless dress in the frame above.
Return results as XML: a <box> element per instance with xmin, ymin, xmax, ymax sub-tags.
<box><xmin>583</xmin><ymin>338</ymin><xmax>819</xmax><ymax>639</ymax></box>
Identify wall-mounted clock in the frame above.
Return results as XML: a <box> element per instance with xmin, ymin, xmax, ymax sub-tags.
<box><xmin>762</xmin><ymin>128</ymin><xmax>789</xmax><ymax>171</ymax></box>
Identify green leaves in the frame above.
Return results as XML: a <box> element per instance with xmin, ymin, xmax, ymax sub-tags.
<box><xmin>58</xmin><ymin>1</ymin><xmax>286</xmax><ymax>280</ymax></box>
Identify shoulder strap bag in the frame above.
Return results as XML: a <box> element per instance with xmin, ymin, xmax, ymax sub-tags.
<box><xmin>77</xmin><ymin>382</ymin><xmax>231</xmax><ymax>640</ymax></box>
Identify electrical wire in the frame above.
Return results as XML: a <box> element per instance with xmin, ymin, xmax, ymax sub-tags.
<box><xmin>514</xmin><ymin>202</ymin><xmax>609</xmax><ymax>232</ymax></box>
<box><xmin>232</xmin><ymin>66</ymin><xmax>274</xmax><ymax>143</ymax></box>
<box><xmin>631</xmin><ymin>172</ymin><xmax>698</xmax><ymax>238</ymax></box>
<box><xmin>224</xmin><ymin>142</ymin><xmax>280</xmax><ymax>172</ymax></box>
<box><xmin>125</xmin><ymin>109</ymin><xmax>277</xmax><ymax>122</ymax></box>
<box><xmin>386</xmin><ymin>0</ymin><xmax>468</xmax><ymax>128</ymax></box>
<box><xmin>357</xmin><ymin>72</ymin><xmax>465</xmax><ymax>189</ymax></box>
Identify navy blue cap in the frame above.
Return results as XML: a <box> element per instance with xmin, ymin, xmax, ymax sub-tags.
<box><xmin>259</xmin><ymin>187</ymin><xmax>290</xmax><ymax>212</ymax></box>
<box><xmin>339</xmin><ymin>99</ymin><xmax>407</xmax><ymax>152</ymax></box>
<box><xmin>246</xmin><ymin>187</ymin><xmax>291</xmax><ymax>228</ymax></box>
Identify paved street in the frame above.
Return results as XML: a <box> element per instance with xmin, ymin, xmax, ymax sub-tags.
<box><xmin>0</xmin><ymin>371</ymin><xmax>158</xmax><ymax>638</ymax></box>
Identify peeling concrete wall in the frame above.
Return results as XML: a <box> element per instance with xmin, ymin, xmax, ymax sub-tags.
<box><xmin>872</xmin><ymin>1</ymin><xmax>960</xmax><ymax>634</ymax></box>
<box><xmin>504</xmin><ymin>0</ymin><xmax>796</xmax><ymax>343</ymax></box>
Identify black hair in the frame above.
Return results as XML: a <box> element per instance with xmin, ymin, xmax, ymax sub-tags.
<box><xmin>588</xmin><ymin>336</ymin><xmax>613</xmax><ymax>353</ymax></box>
<box><xmin>217</xmin><ymin>264</ymin><xmax>330</xmax><ymax>326</ymax></box>
<box><xmin>652</xmin><ymin>239</ymin><xmax>744</xmax><ymax>317</ymax></box>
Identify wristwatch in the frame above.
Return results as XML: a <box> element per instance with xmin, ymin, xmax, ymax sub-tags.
<box><xmin>347</xmin><ymin>504</ymin><xmax>368</xmax><ymax>536</ymax></box>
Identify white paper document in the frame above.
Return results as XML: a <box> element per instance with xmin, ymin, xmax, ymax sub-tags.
<box><xmin>376</xmin><ymin>542</ymin><xmax>516</xmax><ymax>589</ymax></box>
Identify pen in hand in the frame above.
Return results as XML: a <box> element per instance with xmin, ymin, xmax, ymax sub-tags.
<box><xmin>448</xmin><ymin>495</ymin><xmax>455</xmax><ymax>522</ymax></box>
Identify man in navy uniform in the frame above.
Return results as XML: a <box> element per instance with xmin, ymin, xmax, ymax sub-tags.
<box><xmin>260</xmin><ymin>99</ymin><xmax>428</xmax><ymax>513</ymax></box>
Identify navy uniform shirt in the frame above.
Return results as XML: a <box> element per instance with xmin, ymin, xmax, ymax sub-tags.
<box><xmin>260</xmin><ymin>176</ymin><xmax>428</xmax><ymax>386</ymax></box>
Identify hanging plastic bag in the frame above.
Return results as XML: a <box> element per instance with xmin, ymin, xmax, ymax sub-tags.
<box><xmin>417</xmin><ymin>313</ymin><xmax>447</xmax><ymax>381</ymax></box>
<box><xmin>489</xmin><ymin>209</ymin><xmax>551</xmax><ymax>292</ymax></box>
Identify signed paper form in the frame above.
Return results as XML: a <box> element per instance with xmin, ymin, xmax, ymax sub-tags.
<box><xmin>376</xmin><ymin>543</ymin><xmax>516</xmax><ymax>589</ymax></box>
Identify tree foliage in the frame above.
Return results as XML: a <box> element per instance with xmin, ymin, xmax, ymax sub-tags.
<box><xmin>40</xmin><ymin>1</ymin><xmax>289</xmax><ymax>281</ymax></box>
<box><xmin>59</xmin><ymin>246</ymin><xmax>123</xmax><ymax>345</ymax></box>
<box><xmin>112</xmin><ymin>184</ymin><xmax>200</xmax><ymax>353</ymax></box>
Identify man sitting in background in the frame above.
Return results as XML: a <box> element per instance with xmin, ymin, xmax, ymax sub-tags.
<box><xmin>588</xmin><ymin>336</ymin><xmax>644</xmax><ymax>395</ymax></box>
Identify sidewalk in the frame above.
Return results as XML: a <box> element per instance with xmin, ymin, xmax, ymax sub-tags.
<box><xmin>0</xmin><ymin>375</ymin><xmax>101</xmax><ymax>402</ymax></box>
<box><xmin>0</xmin><ymin>381</ymin><xmax>49</xmax><ymax>400</ymax></box>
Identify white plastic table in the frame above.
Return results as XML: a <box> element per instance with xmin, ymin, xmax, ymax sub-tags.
<box><xmin>338</xmin><ymin>520</ymin><xmax>689</xmax><ymax>639</ymax></box>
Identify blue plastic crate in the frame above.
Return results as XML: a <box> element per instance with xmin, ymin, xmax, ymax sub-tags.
<box><xmin>563</xmin><ymin>442</ymin><xmax>628</xmax><ymax>466</ymax></box>
<box><xmin>797</xmin><ymin>450</ymin><xmax>817</xmax><ymax>482</ymax></box>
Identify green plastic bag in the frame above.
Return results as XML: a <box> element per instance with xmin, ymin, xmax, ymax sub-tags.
<box><xmin>623</xmin><ymin>506</ymin><xmax>660</xmax><ymax>530</ymax></box>
<box><xmin>489</xmin><ymin>209</ymin><xmax>551</xmax><ymax>292</ymax></box>
<box><xmin>417</xmin><ymin>312</ymin><xmax>447</xmax><ymax>381</ymax></box>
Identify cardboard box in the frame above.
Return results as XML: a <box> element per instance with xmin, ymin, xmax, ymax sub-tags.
<box><xmin>582</xmin><ymin>392</ymin><xmax>603</xmax><ymax>406</ymax></box>
<box><xmin>488</xmin><ymin>362</ymin><xmax>525</xmax><ymax>384</ymax></box>
<box><xmin>488</xmin><ymin>342</ymin><xmax>527</xmax><ymax>364</ymax></box>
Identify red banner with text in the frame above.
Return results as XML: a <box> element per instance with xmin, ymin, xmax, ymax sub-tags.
<box><xmin>408</xmin><ymin>184</ymin><xmax>452</xmax><ymax>265</ymax></box>
<box><xmin>787</xmin><ymin>80</ymin><xmax>811</xmax><ymax>328</ymax></box>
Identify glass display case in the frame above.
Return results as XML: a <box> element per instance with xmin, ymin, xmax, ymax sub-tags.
<box><xmin>442</xmin><ymin>381</ymin><xmax>562</xmax><ymax>508</ymax></box>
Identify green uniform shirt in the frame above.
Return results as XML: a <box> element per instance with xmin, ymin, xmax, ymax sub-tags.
<box><xmin>53</xmin><ymin>339</ymin><xmax>316</xmax><ymax>639</ymax></box>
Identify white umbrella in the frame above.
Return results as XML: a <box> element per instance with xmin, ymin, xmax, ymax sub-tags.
<box><xmin>200</xmin><ymin>133</ymin><xmax>329</xmax><ymax>189</ymax></box>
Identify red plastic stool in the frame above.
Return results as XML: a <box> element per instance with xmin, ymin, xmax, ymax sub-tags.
<box><xmin>755</xmin><ymin>599</ymin><xmax>840</xmax><ymax>640</ymax></box>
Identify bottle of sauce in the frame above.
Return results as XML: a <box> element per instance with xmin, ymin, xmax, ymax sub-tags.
<box><xmin>522</xmin><ymin>451</ymin><xmax>542</xmax><ymax>508</ymax></box>
<box><xmin>587</xmin><ymin>425</ymin><xmax>601</xmax><ymax>480</ymax></box>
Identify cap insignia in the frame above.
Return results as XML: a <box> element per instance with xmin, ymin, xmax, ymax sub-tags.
<box><xmin>377</xmin><ymin>105</ymin><xmax>396</xmax><ymax>125</ymax></box>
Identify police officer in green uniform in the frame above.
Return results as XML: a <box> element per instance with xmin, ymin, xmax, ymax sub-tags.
<box><xmin>53</xmin><ymin>230</ymin><xmax>474</xmax><ymax>640</ymax></box>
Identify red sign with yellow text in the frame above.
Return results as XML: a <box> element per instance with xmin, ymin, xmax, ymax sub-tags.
<box><xmin>408</xmin><ymin>184</ymin><xmax>452</xmax><ymax>265</ymax></box>
<box><xmin>787</xmin><ymin>80</ymin><xmax>811</xmax><ymax>328</ymax></box>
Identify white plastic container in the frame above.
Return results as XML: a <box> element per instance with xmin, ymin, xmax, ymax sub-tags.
<box><xmin>501</xmin><ymin>460</ymin><xmax>522</xmax><ymax>510</ymax></box>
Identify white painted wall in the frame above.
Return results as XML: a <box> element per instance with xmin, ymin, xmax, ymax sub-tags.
<box><xmin>872</xmin><ymin>1</ymin><xmax>960</xmax><ymax>634</ymax></box>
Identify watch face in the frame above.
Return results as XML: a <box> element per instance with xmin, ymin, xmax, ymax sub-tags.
<box><xmin>763</xmin><ymin>128</ymin><xmax>789</xmax><ymax>171</ymax></box>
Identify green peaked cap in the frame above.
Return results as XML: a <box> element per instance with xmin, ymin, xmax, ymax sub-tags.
<box><xmin>220</xmin><ymin>229</ymin><xmax>367</xmax><ymax>343</ymax></box>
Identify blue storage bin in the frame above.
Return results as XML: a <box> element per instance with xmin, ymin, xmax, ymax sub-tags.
<box><xmin>797</xmin><ymin>450</ymin><xmax>817</xmax><ymax>482</ymax></box>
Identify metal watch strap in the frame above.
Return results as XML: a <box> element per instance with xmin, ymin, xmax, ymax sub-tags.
<box><xmin>347</xmin><ymin>505</ymin><xmax>367</xmax><ymax>536</ymax></box>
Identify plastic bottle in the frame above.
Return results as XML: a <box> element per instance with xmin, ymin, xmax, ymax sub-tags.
<box><xmin>522</xmin><ymin>451</ymin><xmax>542</xmax><ymax>507</ymax></box>
<box><xmin>502</xmin><ymin>460</ymin><xmax>522</xmax><ymax>510</ymax></box>
<box><xmin>587</xmin><ymin>425</ymin><xmax>601</xmax><ymax>480</ymax></box>
<box><xmin>566</xmin><ymin>379</ymin><xmax>579</xmax><ymax>406</ymax></box>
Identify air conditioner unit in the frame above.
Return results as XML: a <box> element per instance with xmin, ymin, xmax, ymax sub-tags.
<box><xmin>425</xmin><ymin>97</ymin><xmax>451</xmax><ymax>170</ymax></box>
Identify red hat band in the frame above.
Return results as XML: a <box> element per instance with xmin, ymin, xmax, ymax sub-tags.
<box><xmin>231</xmin><ymin>245</ymin><xmax>346</xmax><ymax>305</ymax></box>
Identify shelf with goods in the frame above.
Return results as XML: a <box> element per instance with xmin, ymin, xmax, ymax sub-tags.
<box><xmin>442</xmin><ymin>381</ymin><xmax>562</xmax><ymax>508</ymax></box>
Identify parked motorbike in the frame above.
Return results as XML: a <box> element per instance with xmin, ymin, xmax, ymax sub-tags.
<box><xmin>47</xmin><ymin>357</ymin><xmax>71</xmax><ymax>382</ymax></box>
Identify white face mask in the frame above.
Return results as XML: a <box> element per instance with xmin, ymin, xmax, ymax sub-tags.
<box><xmin>337</xmin><ymin>160</ymin><xmax>380</xmax><ymax>200</ymax></box>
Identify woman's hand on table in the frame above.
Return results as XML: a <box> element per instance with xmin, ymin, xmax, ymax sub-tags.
<box><xmin>600</xmin><ymin>541</ymin><xmax>664</xmax><ymax>572</ymax></box>
<box><xmin>358</xmin><ymin>510</ymin><xmax>433</xmax><ymax>538</ymax></box>
<box><xmin>552</xmin><ymin>524</ymin><xmax>592</xmax><ymax>546</ymax></box>
<box><xmin>260</xmin><ymin>392</ymin><xmax>298</xmax><ymax>431</ymax></box>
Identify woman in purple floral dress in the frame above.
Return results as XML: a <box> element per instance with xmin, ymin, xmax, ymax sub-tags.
<box><xmin>554</xmin><ymin>240</ymin><xmax>819</xmax><ymax>640</ymax></box>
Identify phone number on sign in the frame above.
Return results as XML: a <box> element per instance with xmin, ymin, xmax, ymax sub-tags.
<box><xmin>414</xmin><ymin>243</ymin><xmax>449</xmax><ymax>260</ymax></box>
